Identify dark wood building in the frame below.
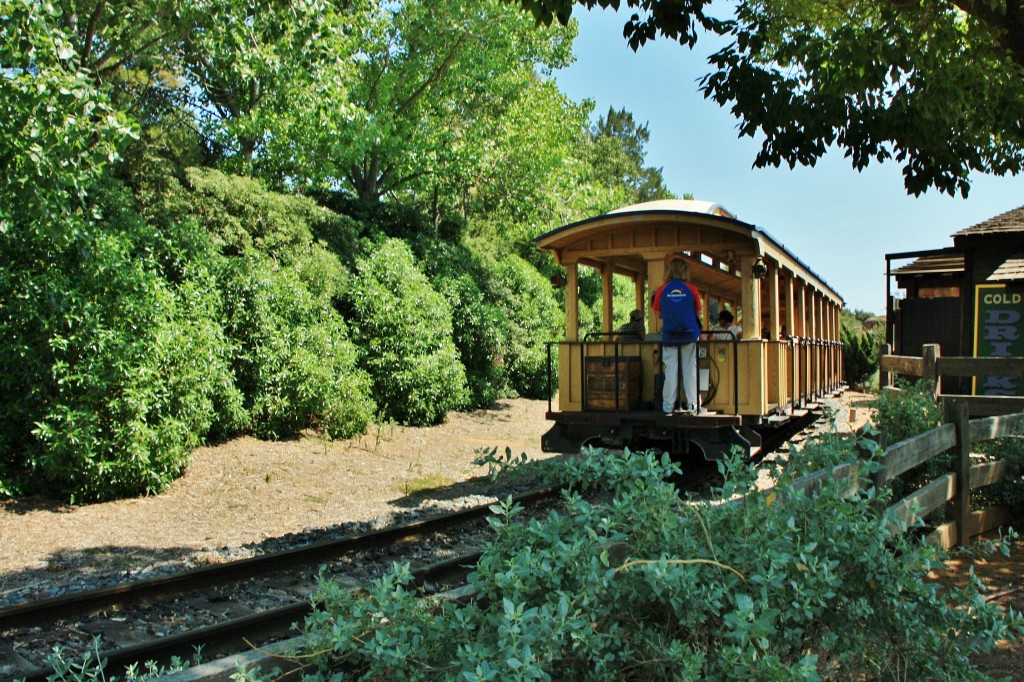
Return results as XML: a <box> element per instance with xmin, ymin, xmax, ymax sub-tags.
<box><xmin>887</xmin><ymin>205</ymin><xmax>1024</xmax><ymax>395</ymax></box>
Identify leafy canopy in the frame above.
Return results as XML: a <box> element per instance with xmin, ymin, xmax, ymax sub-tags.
<box><xmin>513</xmin><ymin>0</ymin><xmax>1024</xmax><ymax>197</ymax></box>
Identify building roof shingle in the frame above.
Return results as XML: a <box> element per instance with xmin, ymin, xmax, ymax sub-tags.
<box><xmin>892</xmin><ymin>253</ymin><xmax>964</xmax><ymax>276</ymax></box>
<box><xmin>988</xmin><ymin>253</ymin><xmax>1024</xmax><ymax>282</ymax></box>
<box><xmin>952</xmin><ymin>205</ymin><xmax>1024</xmax><ymax>238</ymax></box>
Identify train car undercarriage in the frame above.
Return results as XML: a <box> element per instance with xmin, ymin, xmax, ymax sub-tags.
<box><xmin>541</xmin><ymin>410</ymin><xmax>759</xmax><ymax>461</ymax></box>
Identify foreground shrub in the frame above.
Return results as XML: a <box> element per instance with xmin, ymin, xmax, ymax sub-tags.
<box><xmin>295</xmin><ymin>444</ymin><xmax>1020</xmax><ymax>681</ymax></box>
<box><xmin>347</xmin><ymin>238</ymin><xmax>469</xmax><ymax>425</ymax></box>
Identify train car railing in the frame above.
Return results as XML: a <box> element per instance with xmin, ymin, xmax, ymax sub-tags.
<box><xmin>544</xmin><ymin>334</ymin><xmax>843</xmax><ymax>417</ymax></box>
<box><xmin>546</xmin><ymin>334</ymin><xmax>743</xmax><ymax>416</ymax></box>
<box><xmin>556</xmin><ymin>335</ymin><xmax>660</xmax><ymax>414</ymax></box>
<box><xmin>699</xmin><ymin>331</ymin><xmax>741</xmax><ymax>416</ymax></box>
<box><xmin>579</xmin><ymin>332</ymin><xmax>644</xmax><ymax>413</ymax></box>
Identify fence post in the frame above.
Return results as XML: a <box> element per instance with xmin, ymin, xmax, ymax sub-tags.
<box><xmin>879</xmin><ymin>343</ymin><xmax>891</xmax><ymax>389</ymax></box>
<box><xmin>923</xmin><ymin>344</ymin><xmax>940</xmax><ymax>396</ymax></box>
<box><xmin>942</xmin><ymin>399</ymin><xmax>972</xmax><ymax>548</ymax></box>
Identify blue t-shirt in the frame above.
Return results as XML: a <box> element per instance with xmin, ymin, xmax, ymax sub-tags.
<box><xmin>659</xmin><ymin>278</ymin><xmax>700</xmax><ymax>343</ymax></box>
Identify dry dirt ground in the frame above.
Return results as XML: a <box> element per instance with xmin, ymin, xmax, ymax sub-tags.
<box><xmin>1</xmin><ymin>394</ymin><xmax>1021</xmax><ymax>678</ymax></box>
<box><xmin>0</xmin><ymin>398</ymin><xmax>558</xmax><ymax>586</ymax></box>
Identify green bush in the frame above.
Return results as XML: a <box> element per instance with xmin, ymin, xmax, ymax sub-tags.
<box><xmin>1</xmin><ymin>186</ymin><xmax>245</xmax><ymax>501</ymax></box>
<box><xmin>411</xmin><ymin>237</ymin><xmax>510</xmax><ymax>408</ymax></box>
<box><xmin>153</xmin><ymin>168</ymin><xmax>374</xmax><ymax>440</ymax></box>
<box><xmin>486</xmin><ymin>254</ymin><xmax>562</xmax><ymax>399</ymax></box>
<box><xmin>317</xmin><ymin>193</ymin><xmax>449</xmax><ymax>243</ymax></box>
<box><xmin>347</xmin><ymin>238</ymin><xmax>469</xmax><ymax>425</ymax></box>
<box><xmin>159</xmin><ymin>168</ymin><xmax>357</xmax><ymax>297</ymax></box>
<box><xmin>171</xmin><ymin>168</ymin><xmax>357</xmax><ymax>273</ymax></box>
<box><xmin>869</xmin><ymin>377</ymin><xmax>1024</xmax><ymax>522</ymax></box>
<box><xmin>221</xmin><ymin>254</ymin><xmax>374</xmax><ymax>440</ymax></box>
<box><xmin>972</xmin><ymin>436</ymin><xmax>1024</xmax><ymax>517</ymax></box>
<box><xmin>435</xmin><ymin>274</ymin><xmax>507</xmax><ymax>409</ymax></box>
<box><xmin>871</xmin><ymin>379</ymin><xmax>941</xmax><ymax>445</ymax></box>
<box><xmin>870</xmin><ymin>379</ymin><xmax>946</xmax><ymax>501</ymax></box>
<box><xmin>295</xmin><ymin>445</ymin><xmax>1020</xmax><ymax>681</ymax></box>
<box><xmin>842</xmin><ymin>324</ymin><xmax>883</xmax><ymax>389</ymax></box>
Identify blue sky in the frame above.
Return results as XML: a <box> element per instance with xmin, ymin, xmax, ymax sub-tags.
<box><xmin>554</xmin><ymin>8</ymin><xmax>1023</xmax><ymax>315</ymax></box>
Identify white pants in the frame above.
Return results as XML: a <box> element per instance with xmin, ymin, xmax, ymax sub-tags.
<box><xmin>662</xmin><ymin>343</ymin><xmax>697</xmax><ymax>413</ymax></box>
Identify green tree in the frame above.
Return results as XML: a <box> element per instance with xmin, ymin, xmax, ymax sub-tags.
<box><xmin>174</xmin><ymin>0</ymin><xmax>364</xmax><ymax>179</ymax></box>
<box><xmin>1</xmin><ymin>1</ymin><xmax>134</xmax><ymax>237</ymax></box>
<box><xmin>333</xmin><ymin>0</ymin><xmax>576</xmax><ymax>204</ymax></box>
<box><xmin>45</xmin><ymin>0</ymin><xmax>367</xmax><ymax>184</ymax></box>
<box><xmin>591</xmin><ymin>106</ymin><xmax>674</xmax><ymax>203</ymax></box>
<box><xmin>514</xmin><ymin>0</ymin><xmax>1024</xmax><ymax>197</ymax></box>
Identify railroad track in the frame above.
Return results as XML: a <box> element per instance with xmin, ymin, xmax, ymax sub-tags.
<box><xmin>1</xmin><ymin>400</ymin><xmax>842</xmax><ymax>682</ymax></box>
<box><xmin>0</xmin><ymin>485</ymin><xmax>563</xmax><ymax>682</ymax></box>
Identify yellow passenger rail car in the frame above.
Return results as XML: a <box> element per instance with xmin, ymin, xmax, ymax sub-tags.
<box><xmin>535</xmin><ymin>199</ymin><xmax>845</xmax><ymax>460</ymax></box>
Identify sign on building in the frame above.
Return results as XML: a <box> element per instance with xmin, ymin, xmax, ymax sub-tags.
<box><xmin>974</xmin><ymin>284</ymin><xmax>1024</xmax><ymax>396</ymax></box>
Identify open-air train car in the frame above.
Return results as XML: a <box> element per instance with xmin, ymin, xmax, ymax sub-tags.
<box><xmin>535</xmin><ymin>199</ymin><xmax>845</xmax><ymax>460</ymax></box>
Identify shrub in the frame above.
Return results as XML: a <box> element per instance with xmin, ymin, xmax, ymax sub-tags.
<box><xmin>410</xmin><ymin>237</ymin><xmax>510</xmax><ymax>408</ymax></box>
<box><xmin>153</xmin><ymin>168</ymin><xmax>374</xmax><ymax>440</ymax></box>
<box><xmin>317</xmin><ymin>193</ymin><xmax>442</xmax><ymax>243</ymax></box>
<box><xmin>486</xmin><ymin>254</ymin><xmax>562</xmax><ymax>398</ymax></box>
<box><xmin>842</xmin><ymin>325</ymin><xmax>882</xmax><ymax>389</ymax></box>
<box><xmin>971</xmin><ymin>436</ymin><xmax>1024</xmax><ymax>517</ymax></box>
<box><xmin>434</xmin><ymin>274</ymin><xmax>507</xmax><ymax>408</ymax></box>
<box><xmin>221</xmin><ymin>254</ymin><xmax>374</xmax><ymax>440</ymax></box>
<box><xmin>175</xmin><ymin>169</ymin><xmax>356</xmax><ymax>264</ymax></box>
<box><xmin>871</xmin><ymin>378</ymin><xmax>941</xmax><ymax>445</ymax></box>
<box><xmin>870</xmin><ymin>378</ymin><xmax>954</xmax><ymax>509</ymax></box>
<box><xmin>1</xmin><ymin>187</ymin><xmax>245</xmax><ymax>501</ymax></box>
<box><xmin>294</xmin><ymin>444</ymin><xmax>1020</xmax><ymax>681</ymax></box>
<box><xmin>347</xmin><ymin>238</ymin><xmax>469</xmax><ymax>425</ymax></box>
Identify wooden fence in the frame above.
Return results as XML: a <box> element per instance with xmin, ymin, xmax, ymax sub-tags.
<box><xmin>879</xmin><ymin>343</ymin><xmax>1024</xmax><ymax>416</ymax></box>
<box><xmin>780</xmin><ymin>398</ymin><xmax>1021</xmax><ymax>549</ymax></box>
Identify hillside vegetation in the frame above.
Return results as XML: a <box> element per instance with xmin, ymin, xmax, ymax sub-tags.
<box><xmin>0</xmin><ymin>0</ymin><xmax>674</xmax><ymax>502</ymax></box>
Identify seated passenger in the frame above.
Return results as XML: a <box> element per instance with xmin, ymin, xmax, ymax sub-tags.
<box><xmin>615</xmin><ymin>309</ymin><xmax>646</xmax><ymax>341</ymax></box>
<box><xmin>712</xmin><ymin>310</ymin><xmax>742</xmax><ymax>339</ymax></box>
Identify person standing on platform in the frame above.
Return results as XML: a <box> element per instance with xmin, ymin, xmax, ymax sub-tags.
<box><xmin>654</xmin><ymin>258</ymin><xmax>702</xmax><ymax>414</ymax></box>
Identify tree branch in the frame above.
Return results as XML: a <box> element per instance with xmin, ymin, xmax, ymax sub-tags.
<box><xmin>93</xmin><ymin>31</ymin><xmax>169</xmax><ymax>82</ymax></box>
<box><xmin>393</xmin><ymin>33</ymin><xmax>468</xmax><ymax>119</ymax></box>
<box><xmin>81</xmin><ymin>0</ymin><xmax>108</xmax><ymax>65</ymax></box>
<box><xmin>948</xmin><ymin>0</ymin><xmax>1024</xmax><ymax>66</ymax></box>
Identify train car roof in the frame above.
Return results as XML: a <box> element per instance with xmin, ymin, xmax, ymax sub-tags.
<box><xmin>608</xmin><ymin>199</ymin><xmax>737</xmax><ymax>218</ymax></box>
<box><xmin>534</xmin><ymin>199</ymin><xmax>843</xmax><ymax>305</ymax></box>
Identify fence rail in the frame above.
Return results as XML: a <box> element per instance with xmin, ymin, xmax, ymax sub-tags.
<box><xmin>782</xmin><ymin>400</ymin><xmax>1022</xmax><ymax>549</ymax></box>
<box><xmin>880</xmin><ymin>343</ymin><xmax>1024</xmax><ymax>416</ymax></box>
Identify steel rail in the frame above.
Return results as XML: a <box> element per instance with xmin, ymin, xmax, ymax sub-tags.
<box><xmin>6</xmin><ymin>552</ymin><xmax>483</xmax><ymax>682</ymax></box>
